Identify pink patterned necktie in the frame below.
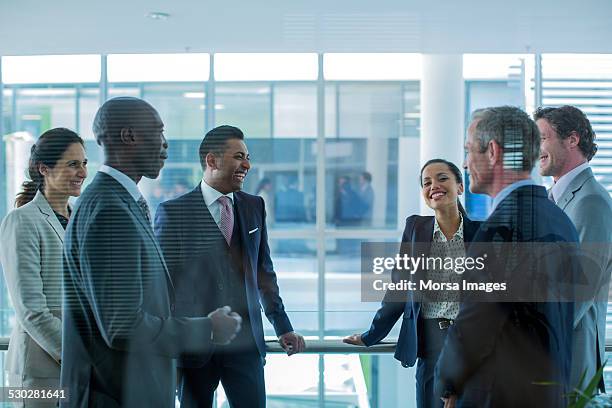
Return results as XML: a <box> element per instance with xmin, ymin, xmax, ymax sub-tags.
<box><xmin>218</xmin><ymin>195</ymin><xmax>234</xmax><ymax>245</ymax></box>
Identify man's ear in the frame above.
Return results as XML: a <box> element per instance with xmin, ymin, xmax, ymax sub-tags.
<box><xmin>205</xmin><ymin>152</ymin><xmax>217</xmax><ymax>170</ymax></box>
<box><xmin>488</xmin><ymin>140</ymin><xmax>502</xmax><ymax>166</ymax></box>
<box><xmin>38</xmin><ymin>163</ymin><xmax>49</xmax><ymax>177</ymax></box>
<box><xmin>567</xmin><ymin>131</ymin><xmax>580</xmax><ymax>150</ymax></box>
<box><xmin>120</xmin><ymin>127</ymin><xmax>136</xmax><ymax>145</ymax></box>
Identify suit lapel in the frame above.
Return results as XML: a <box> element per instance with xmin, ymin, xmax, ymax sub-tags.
<box><xmin>101</xmin><ymin>174</ymin><xmax>174</xmax><ymax>291</ymax></box>
<box><xmin>32</xmin><ymin>191</ymin><xmax>65</xmax><ymax>242</ymax></box>
<box><xmin>188</xmin><ymin>185</ymin><xmax>215</xmax><ymax>232</ymax></box>
<box><xmin>556</xmin><ymin>168</ymin><xmax>593</xmax><ymax>210</ymax></box>
<box><xmin>412</xmin><ymin>216</ymin><xmax>434</xmax><ymax>258</ymax></box>
<box><xmin>233</xmin><ymin>193</ymin><xmax>254</xmax><ymax>273</ymax></box>
<box><xmin>411</xmin><ymin>216</ymin><xmax>434</xmax><ymax>305</ymax></box>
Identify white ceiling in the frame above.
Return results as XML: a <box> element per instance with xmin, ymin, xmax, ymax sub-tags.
<box><xmin>1</xmin><ymin>0</ymin><xmax>612</xmax><ymax>55</ymax></box>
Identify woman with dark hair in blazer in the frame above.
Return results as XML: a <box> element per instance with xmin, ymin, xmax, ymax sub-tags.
<box><xmin>0</xmin><ymin>128</ymin><xmax>87</xmax><ymax>407</ymax></box>
<box><xmin>344</xmin><ymin>159</ymin><xmax>480</xmax><ymax>408</ymax></box>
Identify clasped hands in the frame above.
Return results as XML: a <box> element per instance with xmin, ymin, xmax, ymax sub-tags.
<box><xmin>208</xmin><ymin>306</ymin><xmax>242</xmax><ymax>345</ymax></box>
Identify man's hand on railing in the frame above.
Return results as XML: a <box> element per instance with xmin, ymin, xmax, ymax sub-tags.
<box><xmin>342</xmin><ymin>334</ymin><xmax>365</xmax><ymax>346</ymax></box>
<box><xmin>278</xmin><ymin>331</ymin><xmax>306</xmax><ymax>356</ymax></box>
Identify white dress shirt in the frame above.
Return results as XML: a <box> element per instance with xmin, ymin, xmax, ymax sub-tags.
<box><xmin>421</xmin><ymin>214</ymin><xmax>465</xmax><ymax>320</ymax></box>
<box><xmin>99</xmin><ymin>165</ymin><xmax>143</xmax><ymax>203</ymax></box>
<box><xmin>200</xmin><ymin>179</ymin><xmax>234</xmax><ymax>229</ymax></box>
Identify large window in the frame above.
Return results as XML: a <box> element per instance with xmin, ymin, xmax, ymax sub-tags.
<box><xmin>0</xmin><ymin>52</ymin><xmax>421</xmax><ymax>406</ymax></box>
<box><xmin>3</xmin><ymin>52</ymin><xmax>612</xmax><ymax>406</ymax></box>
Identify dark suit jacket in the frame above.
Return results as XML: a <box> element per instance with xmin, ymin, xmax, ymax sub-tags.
<box><xmin>154</xmin><ymin>185</ymin><xmax>293</xmax><ymax>366</ymax></box>
<box><xmin>435</xmin><ymin>185</ymin><xmax>577</xmax><ymax>408</ymax></box>
<box><xmin>361</xmin><ymin>214</ymin><xmax>480</xmax><ymax>367</ymax></box>
<box><xmin>61</xmin><ymin>173</ymin><xmax>212</xmax><ymax>408</ymax></box>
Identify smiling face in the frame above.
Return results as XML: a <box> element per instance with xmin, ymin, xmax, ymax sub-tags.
<box><xmin>40</xmin><ymin>142</ymin><xmax>88</xmax><ymax>198</ymax></box>
<box><xmin>421</xmin><ymin>162</ymin><xmax>464</xmax><ymax>211</ymax></box>
<box><xmin>207</xmin><ymin>138</ymin><xmax>251</xmax><ymax>194</ymax></box>
<box><xmin>537</xmin><ymin>118</ymin><xmax>569</xmax><ymax>180</ymax></box>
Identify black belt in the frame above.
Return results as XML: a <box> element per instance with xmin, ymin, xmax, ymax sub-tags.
<box><xmin>423</xmin><ymin>318</ymin><xmax>454</xmax><ymax>330</ymax></box>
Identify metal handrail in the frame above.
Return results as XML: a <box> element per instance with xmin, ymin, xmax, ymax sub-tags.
<box><xmin>1</xmin><ymin>338</ymin><xmax>610</xmax><ymax>354</ymax></box>
<box><xmin>0</xmin><ymin>337</ymin><xmax>396</xmax><ymax>353</ymax></box>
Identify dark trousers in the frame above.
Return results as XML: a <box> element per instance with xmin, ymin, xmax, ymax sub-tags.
<box><xmin>178</xmin><ymin>348</ymin><xmax>266</xmax><ymax>408</ymax></box>
<box><xmin>416</xmin><ymin>318</ymin><xmax>450</xmax><ymax>408</ymax></box>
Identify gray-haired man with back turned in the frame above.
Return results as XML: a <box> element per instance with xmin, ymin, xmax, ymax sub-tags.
<box><xmin>435</xmin><ymin>106</ymin><xmax>577</xmax><ymax>407</ymax></box>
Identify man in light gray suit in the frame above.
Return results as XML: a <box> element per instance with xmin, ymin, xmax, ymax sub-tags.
<box><xmin>536</xmin><ymin>105</ymin><xmax>612</xmax><ymax>392</ymax></box>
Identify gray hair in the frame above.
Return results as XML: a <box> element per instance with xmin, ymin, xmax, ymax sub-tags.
<box><xmin>470</xmin><ymin>106</ymin><xmax>540</xmax><ymax>172</ymax></box>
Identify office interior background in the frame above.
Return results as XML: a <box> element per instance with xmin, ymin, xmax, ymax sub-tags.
<box><xmin>1</xmin><ymin>1</ymin><xmax>612</xmax><ymax>406</ymax></box>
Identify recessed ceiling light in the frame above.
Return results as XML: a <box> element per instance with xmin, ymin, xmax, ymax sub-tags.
<box><xmin>146</xmin><ymin>12</ymin><xmax>170</xmax><ymax>21</ymax></box>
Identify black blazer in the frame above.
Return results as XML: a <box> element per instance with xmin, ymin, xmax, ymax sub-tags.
<box><xmin>361</xmin><ymin>214</ymin><xmax>480</xmax><ymax>367</ymax></box>
<box><xmin>61</xmin><ymin>173</ymin><xmax>213</xmax><ymax>408</ymax></box>
<box><xmin>154</xmin><ymin>185</ymin><xmax>294</xmax><ymax>365</ymax></box>
<box><xmin>435</xmin><ymin>185</ymin><xmax>578</xmax><ymax>407</ymax></box>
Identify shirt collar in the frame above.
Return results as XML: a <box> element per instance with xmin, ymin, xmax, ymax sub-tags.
<box><xmin>550</xmin><ymin>162</ymin><xmax>590</xmax><ymax>203</ymax></box>
<box><xmin>99</xmin><ymin>165</ymin><xmax>142</xmax><ymax>203</ymax></box>
<box><xmin>491</xmin><ymin>178</ymin><xmax>537</xmax><ymax>212</ymax></box>
<box><xmin>200</xmin><ymin>179</ymin><xmax>234</xmax><ymax>207</ymax></box>
<box><xmin>433</xmin><ymin>212</ymin><xmax>464</xmax><ymax>241</ymax></box>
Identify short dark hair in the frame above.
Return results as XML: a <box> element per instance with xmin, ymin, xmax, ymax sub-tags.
<box><xmin>471</xmin><ymin>106</ymin><xmax>540</xmax><ymax>172</ymax></box>
<box><xmin>361</xmin><ymin>172</ymin><xmax>372</xmax><ymax>183</ymax></box>
<box><xmin>533</xmin><ymin>106</ymin><xmax>597</xmax><ymax>161</ymax></box>
<box><xmin>93</xmin><ymin>97</ymin><xmax>158</xmax><ymax>146</ymax></box>
<box><xmin>198</xmin><ymin>125</ymin><xmax>245</xmax><ymax>169</ymax></box>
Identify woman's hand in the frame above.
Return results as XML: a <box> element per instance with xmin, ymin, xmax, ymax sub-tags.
<box><xmin>342</xmin><ymin>334</ymin><xmax>365</xmax><ymax>346</ymax></box>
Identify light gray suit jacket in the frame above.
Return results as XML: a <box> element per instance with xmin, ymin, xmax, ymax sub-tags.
<box><xmin>556</xmin><ymin>167</ymin><xmax>612</xmax><ymax>391</ymax></box>
<box><xmin>0</xmin><ymin>191</ymin><xmax>64</xmax><ymax>380</ymax></box>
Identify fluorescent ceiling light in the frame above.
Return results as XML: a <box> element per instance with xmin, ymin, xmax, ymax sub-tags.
<box><xmin>215</xmin><ymin>53</ymin><xmax>318</xmax><ymax>81</ymax></box>
<box><xmin>2</xmin><ymin>55</ymin><xmax>101</xmax><ymax>84</ymax></box>
<box><xmin>183</xmin><ymin>92</ymin><xmax>205</xmax><ymax>99</ymax></box>
<box><xmin>108</xmin><ymin>53</ymin><xmax>210</xmax><ymax>82</ymax></box>
<box><xmin>146</xmin><ymin>12</ymin><xmax>170</xmax><ymax>20</ymax></box>
<box><xmin>324</xmin><ymin>53</ymin><xmax>422</xmax><ymax>80</ymax></box>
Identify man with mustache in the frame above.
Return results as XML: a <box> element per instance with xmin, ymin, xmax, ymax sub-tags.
<box><xmin>155</xmin><ymin>125</ymin><xmax>305</xmax><ymax>407</ymax></box>
<box><xmin>535</xmin><ymin>105</ymin><xmax>612</xmax><ymax>392</ymax></box>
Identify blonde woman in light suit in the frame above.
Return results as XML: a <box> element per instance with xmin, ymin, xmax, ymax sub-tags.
<box><xmin>0</xmin><ymin>128</ymin><xmax>86</xmax><ymax>407</ymax></box>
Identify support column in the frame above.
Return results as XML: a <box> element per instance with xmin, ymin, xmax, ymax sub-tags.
<box><xmin>419</xmin><ymin>54</ymin><xmax>465</xmax><ymax>215</ymax></box>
